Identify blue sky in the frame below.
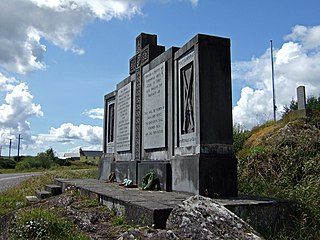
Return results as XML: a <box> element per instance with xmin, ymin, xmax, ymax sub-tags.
<box><xmin>0</xmin><ymin>0</ymin><xmax>320</xmax><ymax>157</ymax></box>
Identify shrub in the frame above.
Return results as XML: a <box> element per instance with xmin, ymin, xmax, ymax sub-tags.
<box><xmin>53</xmin><ymin>158</ymin><xmax>71</xmax><ymax>166</ymax></box>
<box><xmin>233</xmin><ymin>124</ymin><xmax>249</xmax><ymax>153</ymax></box>
<box><xmin>16</xmin><ymin>157</ymin><xmax>41</xmax><ymax>170</ymax></box>
<box><xmin>16</xmin><ymin>156</ymin><xmax>56</xmax><ymax>170</ymax></box>
<box><xmin>0</xmin><ymin>158</ymin><xmax>16</xmax><ymax>169</ymax></box>
<box><xmin>15</xmin><ymin>148</ymin><xmax>60</xmax><ymax>170</ymax></box>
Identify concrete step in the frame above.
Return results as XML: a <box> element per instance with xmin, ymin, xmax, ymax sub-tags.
<box><xmin>54</xmin><ymin>178</ymin><xmax>69</xmax><ymax>192</ymax></box>
<box><xmin>25</xmin><ymin>195</ymin><xmax>39</xmax><ymax>204</ymax></box>
<box><xmin>44</xmin><ymin>184</ymin><xmax>62</xmax><ymax>196</ymax></box>
<box><xmin>35</xmin><ymin>190</ymin><xmax>51</xmax><ymax>199</ymax></box>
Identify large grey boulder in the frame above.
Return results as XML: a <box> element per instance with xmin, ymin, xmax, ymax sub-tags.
<box><xmin>167</xmin><ymin>195</ymin><xmax>263</xmax><ymax>239</ymax></box>
<box><xmin>118</xmin><ymin>195</ymin><xmax>263</xmax><ymax>240</ymax></box>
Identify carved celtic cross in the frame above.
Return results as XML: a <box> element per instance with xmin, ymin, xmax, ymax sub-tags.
<box><xmin>129</xmin><ymin>33</ymin><xmax>164</xmax><ymax>159</ymax></box>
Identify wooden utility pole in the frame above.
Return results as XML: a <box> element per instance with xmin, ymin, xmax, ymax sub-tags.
<box><xmin>9</xmin><ymin>139</ymin><xmax>12</xmax><ymax>160</ymax></box>
<box><xmin>17</xmin><ymin>134</ymin><xmax>23</xmax><ymax>161</ymax></box>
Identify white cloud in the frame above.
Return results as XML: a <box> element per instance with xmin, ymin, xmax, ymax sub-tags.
<box><xmin>0</xmin><ymin>75</ymin><xmax>43</xmax><ymax>148</ymax></box>
<box><xmin>176</xmin><ymin>0</ymin><xmax>198</xmax><ymax>7</ymax></box>
<box><xmin>30</xmin><ymin>0</ymin><xmax>144</xmax><ymax>20</ymax></box>
<box><xmin>0</xmin><ymin>0</ymin><xmax>146</xmax><ymax>75</ymax></box>
<box><xmin>38</xmin><ymin>123</ymin><xmax>103</xmax><ymax>145</ymax></box>
<box><xmin>82</xmin><ymin>108</ymin><xmax>104</xmax><ymax>120</ymax></box>
<box><xmin>285</xmin><ymin>25</ymin><xmax>320</xmax><ymax>50</ymax></box>
<box><xmin>0</xmin><ymin>0</ymin><xmax>143</xmax><ymax>153</ymax></box>
<box><xmin>233</xmin><ymin>25</ymin><xmax>320</xmax><ymax>129</ymax></box>
<box><xmin>189</xmin><ymin>0</ymin><xmax>199</xmax><ymax>7</ymax></box>
<box><xmin>0</xmin><ymin>0</ymin><xmax>199</xmax><ymax>155</ymax></box>
<box><xmin>0</xmin><ymin>83</ymin><xmax>43</xmax><ymax>129</ymax></box>
<box><xmin>0</xmin><ymin>0</ymin><xmax>199</xmax><ymax>74</ymax></box>
<box><xmin>233</xmin><ymin>87</ymin><xmax>273</xmax><ymax>128</ymax></box>
<box><xmin>0</xmin><ymin>73</ymin><xmax>18</xmax><ymax>92</ymax></box>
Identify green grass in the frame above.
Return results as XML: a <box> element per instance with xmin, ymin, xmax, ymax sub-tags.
<box><xmin>0</xmin><ymin>160</ymin><xmax>97</xmax><ymax>174</ymax></box>
<box><xmin>237</xmin><ymin>117</ymin><xmax>320</xmax><ymax>239</ymax></box>
<box><xmin>11</xmin><ymin>208</ymin><xmax>89</xmax><ymax>240</ymax></box>
<box><xmin>0</xmin><ymin>165</ymin><xmax>139</xmax><ymax>239</ymax></box>
<box><xmin>0</xmin><ymin>168</ymin><xmax>98</xmax><ymax>216</ymax></box>
<box><xmin>111</xmin><ymin>214</ymin><xmax>139</xmax><ymax>230</ymax></box>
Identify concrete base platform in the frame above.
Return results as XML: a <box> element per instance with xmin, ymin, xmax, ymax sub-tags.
<box><xmin>55</xmin><ymin>178</ymin><xmax>292</xmax><ymax>232</ymax></box>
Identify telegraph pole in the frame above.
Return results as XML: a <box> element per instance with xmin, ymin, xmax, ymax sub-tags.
<box><xmin>8</xmin><ymin>139</ymin><xmax>12</xmax><ymax>160</ymax></box>
<box><xmin>17</xmin><ymin>134</ymin><xmax>23</xmax><ymax>161</ymax></box>
<box><xmin>270</xmin><ymin>40</ymin><xmax>276</xmax><ymax>122</ymax></box>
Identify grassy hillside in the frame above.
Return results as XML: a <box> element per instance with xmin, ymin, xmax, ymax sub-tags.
<box><xmin>236</xmin><ymin>113</ymin><xmax>320</xmax><ymax>239</ymax></box>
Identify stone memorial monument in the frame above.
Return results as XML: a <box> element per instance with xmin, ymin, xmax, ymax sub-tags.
<box><xmin>99</xmin><ymin>33</ymin><xmax>237</xmax><ymax>197</ymax></box>
<box><xmin>296</xmin><ymin>86</ymin><xmax>307</xmax><ymax>117</ymax></box>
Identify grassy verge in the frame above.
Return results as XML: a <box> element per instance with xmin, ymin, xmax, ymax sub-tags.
<box><xmin>236</xmin><ymin>118</ymin><xmax>320</xmax><ymax>239</ymax></box>
<box><xmin>0</xmin><ymin>168</ymin><xmax>98</xmax><ymax>216</ymax></box>
<box><xmin>0</xmin><ymin>168</ymin><xmax>140</xmax><ymax>239</ymax></box>
<box><xmin>11</xmin><ymin>208</ymin><xmax>89</xmax><ymax>240</ymax></box>
<box><xmin>0</xmin><ymin>161</ymin><xmax>97</xmax><ymax>174</ymax></box>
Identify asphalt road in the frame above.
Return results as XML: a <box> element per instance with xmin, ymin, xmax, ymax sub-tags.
<box><xmin>0</xmin><ymin>172</ymin><xmax>44</xmax><ymax>193</ymax></box>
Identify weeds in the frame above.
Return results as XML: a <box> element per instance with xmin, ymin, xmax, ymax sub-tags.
<box><xmin>237</xmin><ymin>116</ymin><xmax>320</xmax><ymax>239</ymax></box>
<box><xmin>110</xmin><ymin>207</ymin><xmax>139</xmax><ymax>230</ymax></box>
<box><xmin>112</xmin><ymin>215</ymin><xmax>126</xmax><ymax>226</ymax></box>
<box><xmin>11</xmin><ymin>207</ymin><xmax>88</xmax><ymax>240</ymax></box>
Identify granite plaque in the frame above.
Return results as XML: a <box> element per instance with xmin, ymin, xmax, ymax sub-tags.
<box><xmin>143</xmin><ymin>62</ymin><xmax>166</xmax><ymax>149</ymax></box>
<box><xmin>106</xmin><ymin>100</ymin><xmax>115</xmax><ymax>153</ymax></box>
<box><xmin>116</xmin><ymin>83</ymin><xmax>131</xmax><ymax>151</ymax></box>
<box><xmin>178</xmin><ymin>51</ymin><xmax>196</xmax><ymax>147</ymax></box>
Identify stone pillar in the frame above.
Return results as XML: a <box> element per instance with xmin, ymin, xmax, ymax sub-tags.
<box><xmin>296</xmin><ymin>86</ymin><xmax>307</xmax><ymax>117</ymax></box>
<box><xmin>297</xmin><ymin>86</ymin><xmax>306</xmax><ymax>110</ymax></box>
<box><xmin>99</xmin><ymin>91</ymin><xmax>116</xmax><ymax>180</ymax></box>
<box><xmin>172</xmin><ymin>34</ymin><xmax>237</xmax><ymax>197</ymax></box>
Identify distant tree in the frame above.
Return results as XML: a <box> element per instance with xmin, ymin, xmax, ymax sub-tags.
<box><xmin>307</xmin><ymin>95</ymin><xmax>320</xmax><ymax>112</ymax></box>
<box><xmin>282</xmin><ymin>98</ymin><xmax>298</xmax><ymax>117</ymax></box>
<box><xmin>37</xmin><ymin>152</ymin><xmax>54</xmax><ymax>169</ymax></box>
<box><xmin>282</xmin><ymin>95</ymin><xmax>320</xmax><ymax>118</ymax></box>
<box><xmin>45</xmin><ymin>148</ymin><xmax>56</xmax><ymax>160</ymax></box>
<box><xmin>16</xmin><ymin>148</ymin><xmax>59</xmax><ymax>170</ymax></box>
<box><xmin>0</xmin><ymin>158</ymin><xmax>16</xmax><ymax>169</ymax></box>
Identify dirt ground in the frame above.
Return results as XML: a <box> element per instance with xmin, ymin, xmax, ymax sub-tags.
<box><xmin>0</xmin><ymin>191</ymin><xmax>130</xmax><ymax>240</ymax></box>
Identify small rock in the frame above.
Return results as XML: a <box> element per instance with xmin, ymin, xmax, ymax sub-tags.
<box><xmin>15</xmin><ymin>202</ymin><xmax>24</xmax><ymax>207</ymax></box>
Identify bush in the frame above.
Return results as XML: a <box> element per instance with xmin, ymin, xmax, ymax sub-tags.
<box><xmin>53</xmin><ymin>158</ymin><xmax>71</xmax><ymax>166</ymax></box>
<box><xmin>15</xmin><ymin>148</ymin><xmax>60</xmax><ymax>170</ymax></box>
<box><xmin>16</xmin><ymin>157</ymin><xmax>41</xmax><ymax>170</ymax></box>
<box><xmin>16</xmin><ymin>156</ymin><xmax>56</xmax><ymax>170</ymax></box>
<box><xmin>0</xmin><ymin>158</ymin><xmax>16</xmax><ymax>169</ymax></box>
<box><xmin>233</xmin><ymin>124</ymin><xmax>249</xmax><ymax>153</ymax></box>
